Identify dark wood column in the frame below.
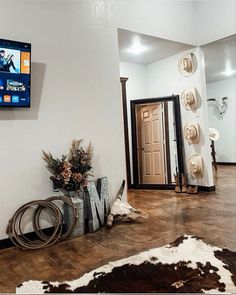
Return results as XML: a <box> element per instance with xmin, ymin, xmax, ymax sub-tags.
<box><xmin>120</xmin><ymin>77</ymin><xmax>131</xmax><ymax>189</ymax></box>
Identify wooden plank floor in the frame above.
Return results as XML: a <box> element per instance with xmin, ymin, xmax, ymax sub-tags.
<box><xmin>0</xmin><ymin>165</ymin><xmax>235</xmax><ymax>293</ymax></box>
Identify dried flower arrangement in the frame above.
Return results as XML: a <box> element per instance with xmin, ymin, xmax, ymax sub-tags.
<box><xmin>42</xmin><ymin>139</ymin><xmax>93</xmax><ymax>192</ymax></box>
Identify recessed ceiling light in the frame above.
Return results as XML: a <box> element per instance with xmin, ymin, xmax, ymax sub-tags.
<box><xmin>126</xmin><ymin>35</ymin><xmax>149</xmax><ymax>55</ymax></box>
<box><xmin>222</xmin><ymin>60</ymin><xmax>236</xmax><ymax>76</ymax></box>
<box><xmin>127</xmin><ymin>45</ymin><xmax>148</xmax><ymax>55</ymax></box>
<box><xmin>222</xmin><ymin>68</ymin><xmax>236</xmax><ymax>76</ymax></box>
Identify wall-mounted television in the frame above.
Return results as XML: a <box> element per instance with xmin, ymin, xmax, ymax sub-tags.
<box><xmin>0</xmin><ymin>38</ymin><xmax>31</xmax><ymax>108</ymax></box>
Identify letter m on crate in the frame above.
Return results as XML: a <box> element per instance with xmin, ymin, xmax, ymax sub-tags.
<box><xmin>84</xmin><ymin>177</ymin><xmax>110</xmax><ymax>232</ymax></box>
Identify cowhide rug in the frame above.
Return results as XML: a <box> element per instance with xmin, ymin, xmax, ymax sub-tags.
<box><xmin>16</xmin><ymin>235</ymin><xmax>236</xmax><ymax>294</ymax></box>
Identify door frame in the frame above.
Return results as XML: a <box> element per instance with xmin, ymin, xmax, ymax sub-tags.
<box><xmin>136</xmin><ymin>102</ymin><xmax>169</xmax><ymax>185</ymax></box>
<box><xmin>131</xmin><ymin>95</ymin><xmax>185</xmax><ymax>189</ymax></box>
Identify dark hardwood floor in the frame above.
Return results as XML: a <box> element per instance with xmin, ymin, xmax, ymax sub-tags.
<box><xmin>0</xmin><ymin>165</ymin><xmax>235</xmax><ymax>293</ymax></box>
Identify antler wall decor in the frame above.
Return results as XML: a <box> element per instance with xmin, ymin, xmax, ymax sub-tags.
<box><xmin>207</xmin><ymin>97</ymin><xmax>228</xmax><ymax>116</ymax></box>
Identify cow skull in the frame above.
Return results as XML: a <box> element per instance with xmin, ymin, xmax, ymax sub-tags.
<box><xmin>207</xmin><ymin>97</ymin><xmax>228</xmax><ymax>116</ymax></box>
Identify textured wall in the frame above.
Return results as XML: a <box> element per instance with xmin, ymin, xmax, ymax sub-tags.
<box><xmin>0</xmin><ymin>0</ymin><xmax>126</xmax><ymax>240</ymax></box>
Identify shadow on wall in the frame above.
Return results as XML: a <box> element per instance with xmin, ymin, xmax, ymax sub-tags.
<box><xmin>0</xmin><ymin>62</ymin><xmax>46</xmax><ymax>120</ymax></box>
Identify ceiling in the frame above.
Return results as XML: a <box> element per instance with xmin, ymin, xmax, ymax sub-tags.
<box><xmin>118</xmin><ymin>29</ymin><xmax>236</xmax><ymax>84</ymax></box>
<box><xmin>118</xmin><ymin>29</ymin><xmax>193</xmax><ymax>65</ymax></box>
<box><xmin>201</xmin><ymin>34</ymin><xmax>236</xmax><ymax>83</ymax></box>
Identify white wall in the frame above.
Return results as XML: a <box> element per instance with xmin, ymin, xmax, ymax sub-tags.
<box><xmin>120</xmin><ymin>62</ymin><xmax>147</xmax><ymax>99</ymax></box>
<box><xmin>196</xmin><ymin>0</ymin><xmax>236</xmax><ymax>45</ymax></box>
<box><xmin>0</xmin><ymin>0</ymin><xmax>126</xmax><ymax>240</ymax></box>
<box><xmin>207</xmin><ymin>77</ymin><xmax>236</xmax><ymax>162</ymax></box>
<box><xmin>119</xmin><ymin>62</ymin><xmax>147</xmax><ymax>183</ymax></box>
<box><xmin>113</xmin><ymin>0</ymin><xmax>236</xmax><ymax>46</ymax></box>
<box><xmin>113</xmin><ymin>0</ymin><xmax>197</xmax><ymax>45</ymax></box>
<box><xmin>147</xmin><ymin>48</ymin><xmax>214</xmax><ymax>187</ymax></box>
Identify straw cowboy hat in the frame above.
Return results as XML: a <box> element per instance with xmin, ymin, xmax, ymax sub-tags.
<box><xmin>188</xmin><ymin>154</ymin><xmax>203</xmax><ymax>179</ymax></box>
<box><xmin>181</xmin><ymin>87</ymin><xmax>198</xmax><ymax>111</ymax></box>
<box><xmin>178</xmin><ymin>53</ymin><xmax>195</xmax><ymax>76</ymax></box>
<box><xmin>184</xmin><ymin>122</ymin><xmax>200</xmax><ymax>144</ymax></box>
<box><xmin>209</xmin><ymin>127</ymin><xmax>220</xmax><ymax>142</ymax></box>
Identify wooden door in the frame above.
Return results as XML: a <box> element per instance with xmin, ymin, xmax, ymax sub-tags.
<box><xmin>138</xmin><ymin>103</ymin><xmax>166</xmax><ymax>184</ymax></box>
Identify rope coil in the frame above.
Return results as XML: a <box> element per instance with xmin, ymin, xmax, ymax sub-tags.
<box><xmin>7</xmin><ymin>196</ymin><xmax>77</xmax><ymax>250</ymax></box>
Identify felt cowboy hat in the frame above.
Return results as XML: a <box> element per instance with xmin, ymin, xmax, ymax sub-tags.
<box><xmin>209</xmin><ymin>127</ymin><xmax>220</xmax><ymax>142</ymax></box>
<box><xmin>178</xmin><ymin>53</ymin><xmax>195</xmax><ymax>76</ymax></box>
<box><xmin>181</xmin><ymin>87</ymin><xmax>198</xmax><ymax>111</ymax></box>
<box><xmin>188</xmin><ymin>154</ymin><xmax>203</xmax><ymax>179</ymax></box>
<box><xmin>184</xmin><ymin>122</ymin><xmax>200</xmax><ymax>144</ymax></box>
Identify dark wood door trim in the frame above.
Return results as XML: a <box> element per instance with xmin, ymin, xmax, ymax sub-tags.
<box><xmin>130</xmin><ymin>95</ymin><xmax>185</xmax><ymax>189</ymax></box>
<box><xmin>120</xmin><ymin>77</ymin><xmax>131</xmax><ymax>189</ymax></box>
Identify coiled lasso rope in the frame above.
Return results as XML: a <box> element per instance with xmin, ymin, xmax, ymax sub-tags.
<box><xmin>6</xmin><ymin>196</ymin><xmax>77</xmax><ymax>250</ymax></box>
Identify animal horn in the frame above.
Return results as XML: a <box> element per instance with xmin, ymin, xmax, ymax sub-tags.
<box><xmin>207</xmin><ymin>98</ymin><xmax>216</xmax><ymax>102</ymax></box>
<box><xmin>222</xmin><ymin>97</ymin><xmax>228</xmax><ymax>101</ymax></box>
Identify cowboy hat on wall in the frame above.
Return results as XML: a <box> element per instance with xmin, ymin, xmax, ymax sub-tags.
<box><xmin>188</xmin><ymin>154</ymin><xmax>203</xmax><ymax>179</ymax></box>
<box><xmin>181</xmin><ymin>87</ymin><xmax>198</xmax><ymax>111</ymax></box>
<box><xmin>209</xmin><ymin>127</ymin><xmax>220</xmax><ymax>142</ymax></box>
<box><xmin>178</xmin><ymin>53</ymin><xmax>197</xmax><ymax>76</ymax></box>
<box><xmin>184</xmin><ymin>122</ymin><xmax>200</xmax><ymax>144</ymax></box>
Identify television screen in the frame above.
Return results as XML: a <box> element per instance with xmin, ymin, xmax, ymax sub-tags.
<box><xmin>0</xmin><ymin>38</ymin><xmax>31</xmax><ymax>107</ymax></box>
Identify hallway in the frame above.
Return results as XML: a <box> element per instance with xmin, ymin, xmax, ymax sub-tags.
<box><xmin>0</xmin><ymin>165</ymin><xmax>235</xmax><ymax>292</ymax></box>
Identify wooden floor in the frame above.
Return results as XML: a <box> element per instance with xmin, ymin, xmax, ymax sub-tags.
<box><xmin>0</xmin><ymin>165</ymin><xmax>235</xmax><ymax>293</ymax></box>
